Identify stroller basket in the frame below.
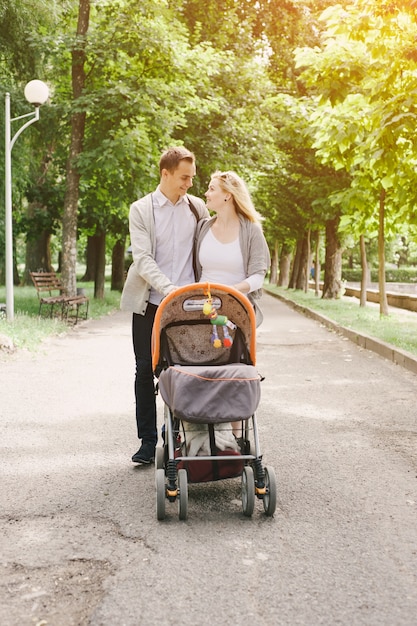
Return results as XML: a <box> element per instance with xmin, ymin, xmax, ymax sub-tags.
<box><xmin>158</xmin><ymin>363</ymin><xmax>261</xmax><ymax>423</ymax></box>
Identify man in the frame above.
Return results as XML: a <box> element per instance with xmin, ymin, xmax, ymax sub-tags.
<box><xmin>121</xmin><ymin>147</ymin><xmax>209</xmax><ymax>464</ymax></box>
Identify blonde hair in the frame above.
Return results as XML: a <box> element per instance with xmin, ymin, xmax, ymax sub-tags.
<box><xmin>211</xmin><ymin>170</ymin><xmax>262</xmax><ymax>224</ymax></box>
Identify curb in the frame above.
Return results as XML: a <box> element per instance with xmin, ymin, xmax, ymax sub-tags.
<box><xmin>264</xmin><ymin>289</ymin><xmax>417</xmax><ymax>376</ymax></box>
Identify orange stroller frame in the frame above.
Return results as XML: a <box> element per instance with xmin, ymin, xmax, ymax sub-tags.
<box><xmin>152</xmin><ymin>282</ymin><xmax>277</xmax><ymax>520</ymax></box>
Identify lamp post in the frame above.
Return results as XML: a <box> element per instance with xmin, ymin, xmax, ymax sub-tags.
<box><xmin>4</xmin><ymin>79</ymin><xmax>49</xmax><ymax>321</ymax></box>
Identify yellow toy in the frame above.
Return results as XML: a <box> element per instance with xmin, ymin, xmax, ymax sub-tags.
<box><xmin>204</xmin><ymin>288</ymin><xmax>236</xmax><ymax>349</ymax></box>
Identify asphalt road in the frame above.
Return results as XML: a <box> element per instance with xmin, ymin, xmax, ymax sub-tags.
<box><xmin>1</xmin><ymin>292</ymin><xmax>416</xmax><ymax>625</ymax></box>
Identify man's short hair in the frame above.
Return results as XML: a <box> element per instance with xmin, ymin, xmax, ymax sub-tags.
<box><xmin>159</xmin><ymin>147</ymin><xmax>195</xmax><ymax>175</ymax></box>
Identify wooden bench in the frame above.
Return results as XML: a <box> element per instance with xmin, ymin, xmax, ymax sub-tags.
<box><xmin>30</xmin><ymin>271</ymin><xmax>89</xmax><ymax>323</ymax></box>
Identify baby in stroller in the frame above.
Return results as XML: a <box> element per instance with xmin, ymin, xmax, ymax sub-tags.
<box><xmin>152</xmin><ymin>282</ymin><xmax>276</xmax><ymax>520</ymax></box>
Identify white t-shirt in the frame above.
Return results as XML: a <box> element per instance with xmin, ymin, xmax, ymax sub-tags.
<box><xmin>199</xmin><ymin>228</ymin><xmax>263</xmax><ymax>292</ymax></box>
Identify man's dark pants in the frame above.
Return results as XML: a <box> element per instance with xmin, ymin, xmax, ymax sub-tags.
<box><xmin>132</xmin><ymin>304</ymin><xmax>158</xmax><ymax>447</ymax></box>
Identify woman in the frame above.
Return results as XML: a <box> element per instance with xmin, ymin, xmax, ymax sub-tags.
<box><xmin>195</xmin><ymin>170</ymin><xmax>270</xmax><ymax>441</ymax></box>
<box><xmin>195</xmin><ymin>170</ymin><xmax>270</xmax><ymax>326</ymax></box>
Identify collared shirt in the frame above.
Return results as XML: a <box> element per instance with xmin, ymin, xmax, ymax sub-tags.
<box><xmin>149</xmin><ymin>186</ymin><xmax>196</xmax><ymax>305</ymax></box>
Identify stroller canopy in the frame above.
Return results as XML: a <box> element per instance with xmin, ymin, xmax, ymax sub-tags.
<box><xmin>152</xmin><ymin>282</ymin><xmax>257</xmax><ymax>373</ymax></box>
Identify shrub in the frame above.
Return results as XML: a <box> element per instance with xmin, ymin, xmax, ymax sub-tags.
<box><xmin>342</xmin><ymin>267</ymin><xmax>417</xmax><ymax>283</ymax></box>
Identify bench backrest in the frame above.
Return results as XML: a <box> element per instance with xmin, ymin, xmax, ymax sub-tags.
<box><xmin>30</xmin><ymin>271</ymin><xmax>65</xmax><ymax>295</ymax></box>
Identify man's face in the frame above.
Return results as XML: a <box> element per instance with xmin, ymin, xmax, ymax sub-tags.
<box><xmin>161</xmin><ymin>159</ymin><xmax>196</xmax><ymax>202</ymax></box>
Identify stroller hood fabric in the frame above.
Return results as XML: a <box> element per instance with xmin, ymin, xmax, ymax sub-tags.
<box><xmin>152</xmin><ymin>283</ymin><xmax>257</xmax><ymax>372</ymax></box>
<box><xmin>158</xmin><ymin>363</ymin><xmax>261</xmax><ymax>423</ymax></box>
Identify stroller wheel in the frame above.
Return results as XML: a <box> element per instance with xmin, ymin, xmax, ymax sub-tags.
<box><xmin>156</xmin><ymin>468</ymin><xmax>166</xmax><ymax>520</ymax></box>
<box><xmin>241</xmin><ymin>466</ymin><xmax>255</xmax><ymax>517</ymax></box>
<box><xmin>263</xmin><ymin>466</ymin><xmax>277</xmax><ymax>517</ymax></box>
<box><xmin>155</xmin><ymin>447</ymin><xmax>165</xmax><ymax>470</ymax></box>
<box><xmin>178</xmin><ymin>469</ymin><xmax>188</xmax><ymax>521</ymax></box>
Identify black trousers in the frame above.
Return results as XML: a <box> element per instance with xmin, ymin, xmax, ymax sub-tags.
<box><xmin>132</xmin><ymin>304</ymin><xmax>158</xmax><ymax>446</ymax></box>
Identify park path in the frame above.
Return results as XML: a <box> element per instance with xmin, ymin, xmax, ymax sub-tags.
<box><xmin>1</xmin><ymin>294</ymin><xmax>417</xmax><ymax>625</ymax></box>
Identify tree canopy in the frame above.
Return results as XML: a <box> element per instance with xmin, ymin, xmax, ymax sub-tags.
<box><xmin>1</xmin><ymin>0</ymin><xmax>417</xmax><ymax>303</ymax></box>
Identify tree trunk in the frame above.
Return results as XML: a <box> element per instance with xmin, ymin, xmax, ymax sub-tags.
<box><xmin>13</xmin><ymin>241</ymin><xmax>20</xmax><ymax>286</ymax></box>
<box><xmin>314</xmin><ymin>231</ymin><xmax>321</xmax><ymax>297</ymax></box>
<box><xmin>289</xmin><ymin>239</ymin><xmax>302</xmax><ymax>289</ymax></box>
<box><xmin>378</xmin><ymin>188</ymin><xmax>389</xmax><ymax>316</ymax></box>
<box><xmin>322</xmin><ymin>215</ymin><xmax>342</xmax><ymax>299</ymax></box>
<box><xmin>359</xmin><ymin>234</ymin><xmax>368</xmax><ymax>308</ymax></box>
<box><xmin>111</xmin><ymin>239</ymin><xmax>125</xmax><ymax>292</ymax></box>
<box><xmin>269</xmin><ymin>240</ymin><xmax>278</xmax><ymax>285</ymax></box>
<box><xmin>80</xmin><ymin>235</ymin><xmax>98</xmax><ymax>282</ymax></box>
<box><xmin>278</xmin><ymin>243</ymin><xmax>292</xmax><ymax>287</ymax></box>
<box><xmin>305</xmin><ymin>229</ymin><xmax>311</xmax><ymax>293</ymax></box>
<box><xmin>24</xmin><ymin>230</ymin><xmax>53</xmax><ymax>283</ymax></box>
<box><xmin>61</xmin><ymin>0</ymin><xmax>90</xmax><ymax>297</ymax></box>
<box><xmin>94</xmin><ymin>230</ymin><xmax>106</xmax><ymax>299</ymax></box>
<box><xmin>295</xmin><ymin>236</ymin><xmax>308</xmax><ymax>291</ymax></box>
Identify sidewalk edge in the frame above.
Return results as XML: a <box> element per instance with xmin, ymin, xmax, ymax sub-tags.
<box><xmin>264</xmin><ymin>288</ymin><xmax>417</xmax><ymax>376</ymax></box>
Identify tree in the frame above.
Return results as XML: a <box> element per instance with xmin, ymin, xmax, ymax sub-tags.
<box><xmin>251</xmin><ymin>91</ymin><xmax>350</xmax><ymax>294</ymax></box>
<box><xmin>61</xmin><ymin>0</ymin><xmax>90</xmax><ymax>297</ymax></box>
<box><xmin>0</xmin><ymin>0</ymin><xmax>57</xmax><ymax>284</ymax></box>
<box><xmin>294</xmin><ymin>1</ymin><xmax>417</xmax><ymax>313</ymax></box>
<box><xmin>8</xmin><ymin>0</ymin><xmax>417</xmax><ymax>305</ymax></box>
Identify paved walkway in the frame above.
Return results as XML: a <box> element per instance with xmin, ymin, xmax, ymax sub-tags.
<box><xmin>1</xmin><ymin>293</ymin><xmax>417</xmax><ymax>625</ymax></box>
<box><xmin>265</xmin><ymin>288</ymin><xmax>417</xmax><ymax>375</ymax></box>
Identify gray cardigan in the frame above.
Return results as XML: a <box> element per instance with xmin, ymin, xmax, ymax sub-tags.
<box><xmin>194</xmin><ymin>215</ymin><xmax>271</xmax><ymax>325</ymax></box>
<box><xmin>121</xmin><ymin>193</ymin><xmax>208</xmax><ymax>315</ymax></box>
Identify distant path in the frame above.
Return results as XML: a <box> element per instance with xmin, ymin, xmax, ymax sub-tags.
<box><xmin>345</xmin><ymin>282</ymin><xmax>417</xmax><ymax>313</ymax></box>
<box><xmin>307</xmin><ymin>280</ymin><xmax>417</xmax><ymax>313</ymax></box>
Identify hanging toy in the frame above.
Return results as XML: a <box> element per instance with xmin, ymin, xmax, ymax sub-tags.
<box><xmin>222</xmin><ymin>325</ymin><xmax>233</xmax><ymax>348</ymax></box>
<box><xmin>210</xmin><ymin>325</ymin><xmax>222</xmax><ymax>348</ymax></box>
<box><xmin>203</xmin><ymin>287</ymin><xmax>236</xmax><ymax>348</ymax></box>
<box><xmin>209</xmin><ymin>309</ymin><xmax>229</xmax><ymax>326</ymax></box>
<box><xmin>202</xmin><ymin>298</ymin><xmax>213</xmax><ymax>316</ymax></box>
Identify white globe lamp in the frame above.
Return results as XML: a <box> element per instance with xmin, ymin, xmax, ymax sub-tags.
<box><xmin>24</xmin><ymin>80</ymin><xmax>49</xmax><ymax>107</ymax></box>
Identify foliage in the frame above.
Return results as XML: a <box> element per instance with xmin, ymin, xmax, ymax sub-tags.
<box><xmin>292</xmin><ymin>0</ymin><xmax>417</xmax><ymax>307</ymax></box>
<box><xmin>2</xmin><ymin>0</ymin><xmax>417</xmax><ymax>295</ymax></box>
<box><xmin>294</xmin><ymin>1</ymin><xmax>417</xmax><ymax>234</ymax></box>
<box><xmin>342</xmin><ymin>267</ymin><xmax>417</xmax><ymax>284</ymax></box>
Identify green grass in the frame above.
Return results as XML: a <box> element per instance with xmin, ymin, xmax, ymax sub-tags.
<box><xmin>264</xmin><ymin>284</ymin><xmax>417</xmax><ymax>358</ymax></box>
<box><xmin>0</xmin><ymin>281</ymin><xmax>122</xmax><ymax>352</ymax></box>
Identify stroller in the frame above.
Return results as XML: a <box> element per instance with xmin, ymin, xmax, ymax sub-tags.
<box><xmin>152</xmin><ymin>282</ymin><xmax>277</xmax><ymax>520</ymax></box>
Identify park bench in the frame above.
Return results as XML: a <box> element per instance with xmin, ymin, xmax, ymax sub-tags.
<box><xmin>29</xmin><ymin>271</ymin><xmax>89</xmax><ymax>323</ymax></box>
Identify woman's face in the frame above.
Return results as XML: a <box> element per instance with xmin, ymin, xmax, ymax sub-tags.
<box><xmin>205</xmin><ymin>178</ymin><xmax>227</xmax><ymax>211</ymax></box>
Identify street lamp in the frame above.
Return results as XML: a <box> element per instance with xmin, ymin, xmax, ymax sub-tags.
<box><xmin>4</xmin><ymin>79</ymin><xmax>49</xmax><ymax>321</ymax></box>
